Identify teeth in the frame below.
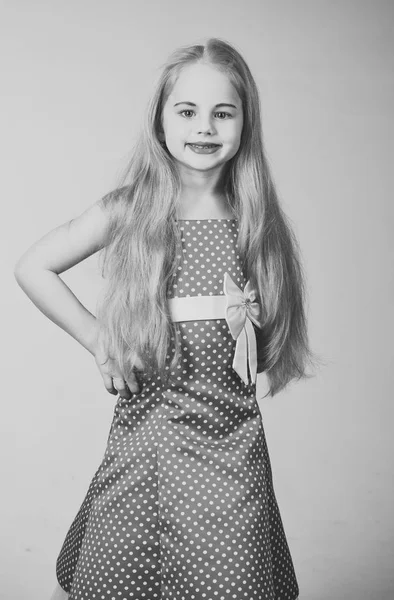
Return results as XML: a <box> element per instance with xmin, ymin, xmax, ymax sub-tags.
<box><xmin>190</xmin><ymin>144</ymin><xmax>217</xmax><ymax>148</ymax></box>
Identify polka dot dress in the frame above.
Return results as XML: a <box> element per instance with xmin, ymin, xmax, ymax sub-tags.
<box><xmin>56</xmin><ymin>219</ymin><xmax>300</xmax><ymax>600</ymax></box>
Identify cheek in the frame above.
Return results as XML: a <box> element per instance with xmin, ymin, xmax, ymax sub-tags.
<box><xmin>226</xmin><ymin>125</ymin><xmax>243</xmax><ymax>146</ymax></box>
<box><xmin>234</xmin><ymin>115</ymin><xmax>244</xmax><ymax>140</ymax></box>
<box><xmin>234</xmin><ymin>124</ymin><xmax>244</xmax><ymax>147</ymax></box>
<box><xmin>165</xmin><ymin>118</ymin><xmax>188</xmax><ymax>142</ymax></box>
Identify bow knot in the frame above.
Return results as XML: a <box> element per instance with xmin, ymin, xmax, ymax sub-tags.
<box><xmin>223</xmin><ymin>273</ymin><xmax>262</xmax><ymax>385</ymax></box>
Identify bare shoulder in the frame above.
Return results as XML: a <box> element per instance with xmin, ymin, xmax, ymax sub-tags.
<box><xmin>14</xmin><ymin>197</ymin><xmax>114</xmax><ymax>275</ymax></box>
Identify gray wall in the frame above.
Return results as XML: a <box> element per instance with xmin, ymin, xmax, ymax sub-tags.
<box><xmin>1</xmin><ymin>0</ymin><xmax>393</xmax><ymax>598</ymax></box>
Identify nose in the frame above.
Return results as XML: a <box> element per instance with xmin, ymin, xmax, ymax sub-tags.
<box><xmin>197</xmin><ymin>126</ymin><xmax>213</xmax><ymax>135</ymax></box>
<box><xmin>196</xmin><ymin>114</ymin><xmax>216</xmax><ymax>135</ymax></box>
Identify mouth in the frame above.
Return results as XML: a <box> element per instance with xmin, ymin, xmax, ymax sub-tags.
<box><xmin>187</xmin><ymin>143</ymin><xmax>221</xmax><ymax>149</ymax></box>
<box><xmin>186</xmin><ymin>143</ymin><xmax>222</xmax><ymax>155</ymax></box>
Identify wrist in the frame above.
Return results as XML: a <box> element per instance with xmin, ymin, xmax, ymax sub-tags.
<box><xmin>84</xmin><ymin>317</ymin><xmax>100</xmax><ymax>356</ymax></box>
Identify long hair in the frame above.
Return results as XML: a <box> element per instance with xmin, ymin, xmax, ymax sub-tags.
<box><xmin>96</xmin><ymin>37</ymin><xmax>321</xmax><ymax>397</ymax></box>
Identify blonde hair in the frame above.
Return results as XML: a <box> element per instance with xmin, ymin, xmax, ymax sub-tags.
<box><xmin>96</xmin><ymin>37</ymin><xmax>321</xmax><ymax>397</ymax></box>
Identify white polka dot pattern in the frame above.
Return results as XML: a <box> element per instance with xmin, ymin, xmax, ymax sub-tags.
<box><xmin>55</xmin><ymin>220</ymin><xmax>300</xmax><ymax>599</ymax></box>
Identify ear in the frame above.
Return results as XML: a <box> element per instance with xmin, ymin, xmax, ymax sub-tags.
<box><xmin>157</xmin><ymin>130</ymin><xmax>167</xmax><ymax>148</ymax></box>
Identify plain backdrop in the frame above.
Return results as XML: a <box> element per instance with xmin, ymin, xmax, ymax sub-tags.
<box><xmin>1</xmin><ymin>1</ymin><xmax>393</xmax><ymax>599</ymax></box>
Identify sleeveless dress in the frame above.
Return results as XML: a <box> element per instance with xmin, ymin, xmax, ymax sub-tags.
<box><xmin>55</xmin><ymin>219</ymin><xmax>300</xmax><ymax>600</ymax></box>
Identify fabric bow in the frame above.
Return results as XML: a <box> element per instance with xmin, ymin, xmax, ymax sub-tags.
<box><xmin>223</xmin><ymin>272</ymin><xmax>262</xmax><ymax>385</ymax></box>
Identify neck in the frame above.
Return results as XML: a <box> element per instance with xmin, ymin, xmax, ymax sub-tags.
<box><xmin>180</xmin><ymin>171</ymin><xmax>222</xmax><ymax>194</ymax></box>
<box><xmin>177</xmin><ymin>164</ymin><xmax>234</xmax><ymax>219</ymax></box>
<box><xmin>176</xmin><ymin>194</ymin><xmax>235</xmax><ymax>220</ymax></box>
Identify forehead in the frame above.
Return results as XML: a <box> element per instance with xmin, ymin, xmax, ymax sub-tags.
<box><xmin>168</xmin><ymin>62</ymin><xmax>240</xmax><ymax>105</ymax></box>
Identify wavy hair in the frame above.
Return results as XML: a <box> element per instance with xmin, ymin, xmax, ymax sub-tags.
<box><xmin>96</xmin><ymin>37</ymin><xmax>322</xmax><ymax>397</ymax></box>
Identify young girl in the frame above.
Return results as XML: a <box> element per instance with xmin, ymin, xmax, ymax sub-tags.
<box><xmin>15</xmin><ymin>37</ymin><xmax>316</xmax><ymax>600</ymax></box>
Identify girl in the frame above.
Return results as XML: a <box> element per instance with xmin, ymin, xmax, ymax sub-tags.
<box><xmin>15</xmin><ymin>37</ymin><xmax>317</xmax><ymax>600</ymax></box>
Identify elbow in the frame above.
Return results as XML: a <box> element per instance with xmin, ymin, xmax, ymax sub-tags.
<box><xmin>14</xmin><ymin>258</ymin><xmax>24</xmax><ymax>278</ymax></box>
<box><xmin>14</xmin><ymin>258</ymin><xmax>36</xmax><ymax>283</ymax></box>
<box><xmin>14</xmin><ymin>259</ymin><xmax>54</xmax><ymax>283</ymax></box>
<box><xmin>14</xmin><ymin>260</ymin><xmax>28</xmax><ymax>284</ymax></box>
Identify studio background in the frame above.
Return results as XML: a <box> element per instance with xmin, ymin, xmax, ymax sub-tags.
<box><xmin>1</xmin><ymin>1</ymin><xmax>393</xmax><ymax>599</ymax></box>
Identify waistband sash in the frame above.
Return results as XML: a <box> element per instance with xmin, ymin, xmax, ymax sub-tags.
<box><xmin>168</xmin><ymin>272</ymin><xmax>262</xmax><ymax>386</ymax></box>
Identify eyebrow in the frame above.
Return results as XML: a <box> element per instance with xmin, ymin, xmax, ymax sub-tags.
<box><xmin>174</xmin><ymin>101</ymin><xmax>238</xmax><ymax>109</ymax></box>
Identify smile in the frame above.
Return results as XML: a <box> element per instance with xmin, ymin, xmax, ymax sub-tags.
<box><xmin>187</xmin><ymin>143</ymin><xmax>221</xmax><ymax>154</ymax></box>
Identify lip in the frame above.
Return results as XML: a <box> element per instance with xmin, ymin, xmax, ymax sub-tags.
<box><xmin>187</xmin><ymin>143</ymin><xmax>221</xmax><ymax>155</ymax></box>
<box><xmin>187</xmin><ymin>143</ymin><xmax>221</xmax><ymax>147</ymax></box>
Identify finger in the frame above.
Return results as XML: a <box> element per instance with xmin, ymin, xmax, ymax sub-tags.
<box><xmin>112</xmin><ymin>377</ymin><xmax>133</xmax><ymax>399</ymax></box>
<box><xmin>102</xmin><ymin>373</ymin><xmax>118</xmax><ymax>395</ymax></box>
<box><xmin>125</xmin><ymin>373</ymin><xmax>140</xmax><ymax>394</ymax></box>
<box><xmin>133</xmin><ymin>356</ymin><xmax>144</xmax><ymax>371</ymax></box>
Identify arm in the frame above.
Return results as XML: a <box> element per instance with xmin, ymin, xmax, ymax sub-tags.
<box><xmin>14</xmin><ymin>199</ymin><xmax>110</xmax><ymax>356</ymax></box>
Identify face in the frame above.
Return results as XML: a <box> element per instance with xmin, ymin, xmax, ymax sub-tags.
<box><xmin>160</xmin><ymin>62</ymin><xmax>243</xmax><ymax>176</ymax></box>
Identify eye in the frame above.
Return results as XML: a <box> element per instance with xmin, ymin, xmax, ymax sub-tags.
<box><xmin>215</xmin><ymin>112</ymin><xmax>232</xmax><ymax>119</ymax></box>
<box><xmin>179</xmin><ymin>110</ymin><xmax>195</xmax><ymax>118</ymax></box>
<box><xmin>178</xmin><ymin>110</ymin><xmax>233</xmax><ymax>119</ymax></box>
